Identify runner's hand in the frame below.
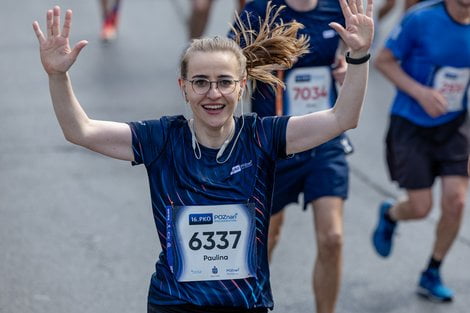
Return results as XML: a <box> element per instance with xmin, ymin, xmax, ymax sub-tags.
<box><xmin>329</xmin><ymin>0</ymin><xmax>374</xmax><ymax>56</ymax></box>
<box><xmin>332</xmin><ymin>56</ymin><xmax>347</xmax><ymax>85</ymax></box>
<box><xmin>416</xmin><ymin>86</ymin><xmax>448</xmax><ymax>117</ymax></box>
<box><xmin>33</xmin><ymin>6</ymin><xmax>88</xmax><ymax>75</ymax></box>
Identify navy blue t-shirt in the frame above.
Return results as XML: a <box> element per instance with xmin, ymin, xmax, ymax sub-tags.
<box><xmin>129</xmin><ymin>114</ymin><xmax>289</xmax><ymax>309</ymax></box>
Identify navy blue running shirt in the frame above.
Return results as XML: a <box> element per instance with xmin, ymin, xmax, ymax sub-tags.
<box><xmin>128</xmin><ymin>114</ymin><xmax>289</xmax><ymax>309</ymax></box>
<box><xmin>232</xmin><ymin>0</ymin><xmax>345</xmax><ymax>117</ymax></box>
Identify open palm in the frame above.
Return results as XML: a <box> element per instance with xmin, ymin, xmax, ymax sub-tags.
<box><xmin>33</xmin><ymin>6</ymin><xmax>87</xmax><ymax>75</ymax></box>
<box><xmin>330</xmin><ymin>0</ymin><xmax>374</xmax><ymax>54</ymax></box>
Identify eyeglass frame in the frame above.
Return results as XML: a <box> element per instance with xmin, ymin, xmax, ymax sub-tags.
<box><xmin>183</xmin><ymin>78</ymin><xmax>241</xmax><ymax>95</ymax></box>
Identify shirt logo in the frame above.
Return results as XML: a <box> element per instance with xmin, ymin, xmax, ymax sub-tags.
<box><xmin>230</xmin><ymin>160</ymin><xmax>253</xmax><ymax>175</ymax></box>
<box><xmin>322</xmin><ymin>29</ymin><xmax>336</xmax><ymax>39</ymax></box>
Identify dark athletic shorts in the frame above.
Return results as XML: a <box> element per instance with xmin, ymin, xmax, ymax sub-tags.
<box><xmin>148</xmin><ymin>302</ymin><xmax>268</xmax><ymax>313</ymax></box>
<box><xmin>386</xmin><ymin>114</ymin><xmax>469</xmax><ymax>190</ymax></box>
<box><xmin>271</xmin><ymin>134</ymin><xmax>350</xmax><ymax>214</ymax></box>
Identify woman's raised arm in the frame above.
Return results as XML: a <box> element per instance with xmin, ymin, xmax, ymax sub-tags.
<box><xmin>33</xmin><ymin>6</ymin><xmax>134</xmax><ymax>161</ymax></box>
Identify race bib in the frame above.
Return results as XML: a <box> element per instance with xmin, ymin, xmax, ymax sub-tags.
<box><xmin>166</xmin><ymin>204</ymin><xmax>256</xmax><ymax>282</ymax></box>
<box><xmin>433</xmin><ymin>66</ymin><xmax>470</xmax><ymax>112</ymax></box>
<box><xmin>284</xmin><ymin>66</ymin><xmax>334</xmax><ymax>115</ymax></box>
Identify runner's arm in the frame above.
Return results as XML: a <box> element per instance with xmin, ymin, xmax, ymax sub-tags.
<box><xmin>374</xmin><ymin>48</ymin><xmax>447</xmax><ymax>117</ymax></box>
<box><xmin>332</xmin><ymin>40</ymin><xmax>347</xmax><ymax>85</ymax></box>
<box><xmin>49</xmin><ymin>73</ymin><xmax>134</xmax><ymax>161</ymax></box>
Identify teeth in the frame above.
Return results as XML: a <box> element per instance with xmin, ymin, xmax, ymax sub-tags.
<box><xmin>203</xmin><ymin>104</ymin><xmax>224</xmax><ymax>110</ymax></box>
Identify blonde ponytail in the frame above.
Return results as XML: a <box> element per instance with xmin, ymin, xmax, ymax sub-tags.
<box><xmin>231</xmin><ymin>1</ymin><xmax>310</xmax><ymax>88</ymax></box>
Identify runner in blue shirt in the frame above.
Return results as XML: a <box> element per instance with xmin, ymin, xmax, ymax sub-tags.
<box><xmin>232</xmin><ymin>1</ymin><xmax>351</xmax><ymax>312</ymax></box>
<box><xmin>32</xmin><ymin>2</ymin><xmax>373</xmax><ymax>312</ymax></box>
<box><xmin>373</xmin><ymin>0</ymin><xmax>470</xmax><ymax>303</ymax></box>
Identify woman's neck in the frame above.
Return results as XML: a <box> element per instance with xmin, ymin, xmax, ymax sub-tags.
<box><xmin>285</xmin><ymin>0</ymin><xmax>318</xmax><ymax>12</ymax></box>
<box><xmin>191</xmin><ymin>118</ymin><xmax>235</xmax><ymax>149</ymax></box>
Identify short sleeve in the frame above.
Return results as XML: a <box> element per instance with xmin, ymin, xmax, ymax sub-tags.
<box><xmin>385</xmin><ymin>12</ymin><xmax>420</xmax><ymax>61</ymax></box>
<box><xmin>255</xmin><ymin>115</ymin><xmax>290</xmax><ymax>159</ymax></box>
<box><xmin>127</xmin><ymin>119</ymin><xmax>168</xmax><ymax>166</ymax></box>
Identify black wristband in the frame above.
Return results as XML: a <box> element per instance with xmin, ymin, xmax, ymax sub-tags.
<box><xmin>345</xmin><ymin>51</ymin><xmax>371</xmax><ymax>64</ymax></box>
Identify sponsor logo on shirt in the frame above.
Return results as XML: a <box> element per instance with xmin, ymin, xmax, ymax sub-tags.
<box><xmin>230</xmin><ymin>160</ymin><xmax>253</xmax><ymax>175</ymax></box>
<box><xmin>322</xmin><ymin>29</ymin><xmax>336</xmax><ymax>39</ymax></box>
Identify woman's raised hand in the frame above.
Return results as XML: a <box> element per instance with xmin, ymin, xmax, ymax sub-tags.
<box><xmin>33</xmin><ymin>6</ymin><xmax>88</xmax><ymax>75</ymax></box>
<box><xmin>329</xmin><ymin>0</ymin><xmax>374</xmax><ymax>55</ymax></box>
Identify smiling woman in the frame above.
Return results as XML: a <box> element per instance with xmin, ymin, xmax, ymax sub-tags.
<box><xmin>32</xmin><ymin>1</ymin><xmax>373</xmax><ymax>312</ymax></box>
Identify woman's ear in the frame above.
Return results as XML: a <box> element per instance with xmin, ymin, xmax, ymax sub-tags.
<box><xmin>239</xmin><ymin>77</ymin><xmax>247</xmax><ymax>100</ymax></box>
<box><xmin>178</xmin><ymin>78</ymin><xmax>188</xmax><ymax>102</ymax></box>
<box><xmin>240</xmin><ymin>76</ymin><xmax>247</xmax><ymax>88</ymax></box>
<box><xmin>178</xmin><ymin>77</ymin><xmax>185</xmax><ymax>89</ymax></box>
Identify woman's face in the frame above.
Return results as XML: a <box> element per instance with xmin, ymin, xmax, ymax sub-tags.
<box><xmin>180</xmin><ymin>51</ymin><xmax>245</xmax><ymax>131</ymax></box>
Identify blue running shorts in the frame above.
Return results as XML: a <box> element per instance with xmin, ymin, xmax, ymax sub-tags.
<box><xmin>271</xmin><ymin>134</ymin><xmax>350</xmax><ymax>214</ymax></box>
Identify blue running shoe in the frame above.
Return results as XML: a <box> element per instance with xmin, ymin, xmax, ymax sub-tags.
<box><xmin>417</xmin><ymin>268</ymin><xmax>453</xmax><ymax>302</ymax></box>
<box><xmin>372</xmin><ymin>200</ymin><xmax>397</xmax><ymax>257</ymax></box>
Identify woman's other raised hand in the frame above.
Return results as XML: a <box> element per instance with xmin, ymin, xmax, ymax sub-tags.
<box><xmin>33</xmin><ymin>6</ymin><xmax>88</xmax><ymax>75</ymax></box>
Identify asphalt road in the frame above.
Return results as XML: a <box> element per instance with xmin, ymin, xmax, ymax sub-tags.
<box><xmin>1</xmin><ymin>1</ymin><xmax>469</xmax><ymax>313</ymax></box>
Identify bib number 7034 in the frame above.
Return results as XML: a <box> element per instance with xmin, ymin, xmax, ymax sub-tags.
<box><xmin>189</xmin><ymin>231</ymin><xmax>241</xmax><ymax>251</ymax></box>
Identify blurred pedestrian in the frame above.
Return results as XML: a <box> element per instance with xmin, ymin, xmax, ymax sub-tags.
<box><xmin>373</xmin><ymin>0</ymin><xmax>470</xmax><ymax>302</ymax></box>
<box><xmin>189</xmin><ymin>0</ymin><xmax>247</xmax><ymax>39</ymax></box>
<box><xmin>232</xmin><ymin>0</ymin><xmax>353</xmax><ymax>312</ymax></box>
<box><xmin>377</xmin><ymin>0</ymin><xmax>424</xmax><ymax>21</ymax></box>
<box><xmin>100</xmin><ymin>0</ymin><xmax>121</xmax><ymax>41</ymax></box>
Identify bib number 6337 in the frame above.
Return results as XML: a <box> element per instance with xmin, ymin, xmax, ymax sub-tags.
<box><xmin>189</xmin><ymin>230</ymin><xmax>241</xmax><ymax>250</ymax></box>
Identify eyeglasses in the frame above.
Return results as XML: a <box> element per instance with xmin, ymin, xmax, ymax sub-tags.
<box><xmin>185</xmin><ymin>78</ymin><xmax>240</xmax><ymax>95</ymax></box>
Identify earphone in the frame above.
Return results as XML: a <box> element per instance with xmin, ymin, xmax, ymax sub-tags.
<box><xmin>216</xmin><ymin>126</ymin><xmax>235</xmax><ymax>159</ymax></box>
<box><xmin>188</xmin><ymin>118</ymin><xmax>234</xmax><ymax>160</ymax></box>
<box><xmin>189</xmin><ymin>119</ymin><xmax>202</xmax><ymax>159</ymax></box>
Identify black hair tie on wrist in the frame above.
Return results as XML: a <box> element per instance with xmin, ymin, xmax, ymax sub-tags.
<box><xmin>345</xmin><ymin>51</ymin><xmax>371</xmax><ymax>64</ymax></box>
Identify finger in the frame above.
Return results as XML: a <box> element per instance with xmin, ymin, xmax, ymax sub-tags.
<box><xmin>32</xmin><ymin>21</ymin><xmax>46</xmax><ymax>44</ymax></box>
<box><xmin>61</xmin><ymin>9</ymin><xmax>72</xmax><ymax>38</ymax></box>
<box><xmin>437</xmin><ymin>97</ymin><xmax>448</xmax><ymax>114</ymax></box>
<box><xmin>349</xmin><ymin>0</ymin><xmax>358</xmax><ymax>15</ymax></box>
<box><xmin>329</xmin><ymin>22</ymin><xmax>347</xmax><ymax>41</ymax></box>
<box><xmin>365</xmin><ymin>0</ymin><xmax>374</xmax><ymax>18</ymax></box>
<box><xmin>52</xmin><ymin>6</ymin><xmax>60</xmax><ymax>36</ymax></box>
<box><xmin>356</xmin><ymin>0</ymin><xmax>364</xmax><ymax>14</ymax></box>
<box><xmin>46</xmin><ymin>9</ymin><xmax>53</xmax><ymax>37</ymax></box>
<box><xmin>70</xmin><ymin>40</ymin><xmax>88</xmax><ymax>60</ymax></box>
<box><xmin>338</xmin><ymin>0</ymin><xmax>353</xmax><ymax>20</ymax></box>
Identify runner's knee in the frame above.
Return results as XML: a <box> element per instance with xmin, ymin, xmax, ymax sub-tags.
<box><xmin>407</xmin><ymin>197</ymin><xmax>432</xmax><ymax>219</ymax></box>
<box><xmin>441</xmin><ymin>194</ymin><xmax>466</xmax><ymax>220</ymax></box>
<box><xmin>317</xmin><ymin>231</ymin><xmax>342</xmax><ymax>259</ymax></box>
